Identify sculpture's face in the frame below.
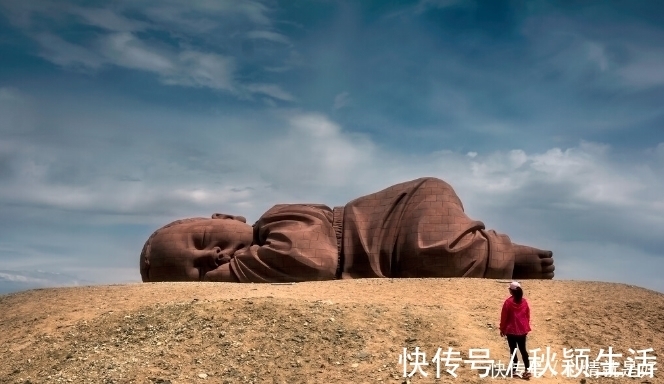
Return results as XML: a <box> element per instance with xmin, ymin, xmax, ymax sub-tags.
<box><xmin>146</xmin><ymin>217</ymin><xmax>253</xmax><ymax>281</ymax></box>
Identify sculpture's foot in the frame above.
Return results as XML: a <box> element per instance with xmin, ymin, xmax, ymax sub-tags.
<box><xmin>512</xmin><ymin>244</ymin><xmax>555</xmax><ymax>280</ymax></box>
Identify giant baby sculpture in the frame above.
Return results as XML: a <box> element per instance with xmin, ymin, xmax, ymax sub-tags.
<box><xmin>140</xmin><ymin>177</ymin><xmax>555</xmax><ymax>283</ymax></box>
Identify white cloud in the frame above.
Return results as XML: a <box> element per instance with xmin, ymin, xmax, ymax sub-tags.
<box><xmin>41</xmin><ymin>119</ymin><xmax>664</xmax><ymax>232</ymax></box>
<box><xmin>101</xmin><ymin>32</ymin><xmax>174</xmax><ymax>73</ymax></box>
<box><xmin>1</xmin><ymin>90</ymin><xmax>663</xmax><ymax>291</ymax></box>
<box><xmin>1</xmin><ymin>0</ymin><xmax>273</xmax><ymax>31</ymax></box>
<box><xmin>232</xmin><ymin>1</ymin><xmax>272</xmax><ymax>25</ymax></box>
<box><xmin>35</xmin><ymin>33</ymin><xmax>104</xmax><ymax>70</ymax></box>
<box><xmin>149</xmin><ymin>0</ymin><xmax>272</xmax><ymax>26</ymax></box>
<box><xmin>455</xmin><ymin>142</ymin><xmax>656</xmax><ymax>213</ymax></box>
<box><xmin>248</xmin><ymin>113</ymin><xmax>377</xmax><ymax>191</ymax></box>
<box><xmin>522</xmin><ymin>13</ymin><xmax>664</xmax><ymax>90</ymax></box>
<box><xmin>414</xmin><ymin>0</ymin><xmax>469</xmax><ymax>14</ymax></box>
<box><xmin>585</xmin><ymin>41</ymin><xmax>609</xmax><ymax>72</ymax></box>
<box><xmin>0</xmin><ymin>271</ymin><xmax>48</xmax><ymax>284</ymax></box>
<box><xmin>619</xmin><ymin>50</ymin><xmax>664</xmax><ymax>87</ymax></box>
<box><xmin>333</xmin><ymin>91</ymin><xmax>351</xmax><ymax>110</ymax></box>
<box><xmin>245</xmin><ymin>84</ymin><xmax>295</xmax><ymax>101</ymax></box>
<box><xmin>0</xmin><ymin>87</ymin><xmax>38</xmax><ymax>135</ymax></box>
<box><xmin>170</xmin><ymin>51</ymin><xmax>236</xmax><ymax>91</ymax></box>
<box><xmin>71</xmin><ymin>7</ymin><xmax>148</xmax><ymax>32</ymax></box>
<box><xmin>655</xmin><ymin>142</ymin><xmax>664</xmax><ymax>160</ymax></box>
<box><xmin>0</xmin><ymin>87</ymin><xmax>21</xmax><ymax>101</ymax></box>
<box><xmin>3</xmin><ymin>2</ymin><xmax>287</xmax><ymax>95</ymax></box>
<box><xmin>0</xmin><ymin>270</ymin><xmax>91</xmax><ymax>288</ymax></box>
<box><xmin>529</xmin><ymin>143</ymin><xmax>646</xmax><ymax>207</ymax></box>
<box><xmin>130</xmin><ymin>0</ymin><xmax>272</xmax><ymax>35</ymax></box>
<box><xmin>246</xmin><ymin>30</ymin><xmax>291</xmax><ymax>45</ymax></box>
<box><xmin>32</xmin><ymin>32</ymin><xmax>239</xmax><ymax>92</ymax></box>
<box><xmin>139</xmin><ymin>6</ymin><xmax>219</xmax><ymax>33</ymax></box>
<box><xmin>1</xmin><ymin>1</ymin><xmax>663</xmax><ymax>294</ymax></box>
<box><xmin>3</xmin><ymin>87</ymin><xmax>663</xmax><ymax>232</ymax></box>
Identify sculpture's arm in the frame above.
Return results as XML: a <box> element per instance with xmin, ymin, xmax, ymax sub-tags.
<box><xmin>202</xmin><ymin>262</ymin><xmax>238</xmax><ymax>282</ymax></box>
<box><xmin>226</xmin><ymin>204</ymin><xmax>340</xmax><ymax>283</ymax></box>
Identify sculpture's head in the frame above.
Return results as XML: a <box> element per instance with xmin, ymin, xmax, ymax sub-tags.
<box><xmin>140</xmin><ymin>214</ymin><xmax>253</xmax><ymax>282</ymax></box>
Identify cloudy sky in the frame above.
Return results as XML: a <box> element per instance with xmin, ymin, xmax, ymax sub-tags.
<box><xmin>1</xmin><ymin>0</ymin><xmax>663</xmax><ymax>294</ymax></box>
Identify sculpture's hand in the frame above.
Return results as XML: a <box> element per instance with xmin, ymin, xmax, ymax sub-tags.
<box><xmin>203</xmin><ymin>264</ymin><xmax>239</xmax><ymax>282</ymax></box>
<box><xmin>218</xmin><ymin>254</ymin><xmax>232</xmax><ymax>265</ymax></box>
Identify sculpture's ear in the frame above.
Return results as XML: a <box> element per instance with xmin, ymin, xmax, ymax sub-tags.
<box><xmin>212</xmin><ymin>213</ymin><xmax>247</xmax><ymax>223</ymax></box>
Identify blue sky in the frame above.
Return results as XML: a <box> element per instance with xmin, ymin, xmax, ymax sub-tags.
<box><xmin>1</xmin><ymin>0</ymin><xmax>663</xmax><ymax>293</ymax></box>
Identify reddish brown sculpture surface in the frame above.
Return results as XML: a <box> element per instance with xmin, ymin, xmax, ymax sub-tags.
<box><xmin>140</xmin><ymin>177</ymin><xmax>555</xmax><ymax>283</ymax></box>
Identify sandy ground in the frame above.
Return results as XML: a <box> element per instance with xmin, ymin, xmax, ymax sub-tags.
<box><xmin>0</xmin><ymin>278</ymin><xmax>662</xmax><ymax>384</ymax></box>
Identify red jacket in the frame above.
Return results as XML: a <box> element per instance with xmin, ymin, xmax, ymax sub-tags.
<box><xmin>500</xmin><ymin>296</ymin><xmax>531</xmax><ymax>336</ymax></box>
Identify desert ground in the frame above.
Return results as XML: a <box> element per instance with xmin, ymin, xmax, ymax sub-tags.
<box><xmin>0</xmin><ymin>278</ymin><xmax>662</xmax><ymax>384</ymax></box>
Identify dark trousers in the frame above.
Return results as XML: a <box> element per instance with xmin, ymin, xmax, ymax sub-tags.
<box><xmin>506</xmin><ymin>334</ymin><xmax>529</xmax><ymax>370</ymax></box>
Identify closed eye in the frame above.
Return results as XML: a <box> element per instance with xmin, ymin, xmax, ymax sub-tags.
<box><xmin>194</xmin><ymin>228</ymin><xmax>207</xmax><ymax>250</ymax></box>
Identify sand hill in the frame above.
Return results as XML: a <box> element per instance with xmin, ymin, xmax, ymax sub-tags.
<box><xmin>0</xmin><ymin>279</ymin><xmax>662</xmax><ymax>384</ymax></box>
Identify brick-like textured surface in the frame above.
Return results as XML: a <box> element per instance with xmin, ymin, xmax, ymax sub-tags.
<box><xmin>342</xmin><ymin>177</ymin><xmax>517</xmax><ymax>279</ymax></box>
<box><xmin>231</xmin><ymin>204</ymin><xmax>340</xmax><ymax>282</ymax></box>
<box><xmin>141</xmin><ymin>178</ymin><xmax>554</xmax><ymax>283</ymax></box>
<box><xmin>140</xmin><ymin>216</ymin><xmax>253</xmax><ymax>282</ymax></box>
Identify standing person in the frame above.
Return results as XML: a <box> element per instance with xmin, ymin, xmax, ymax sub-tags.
<box><xmin>500</xmin><ymin>281</ymin><xmax>532</xmax><ymax>379</ymax></box>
